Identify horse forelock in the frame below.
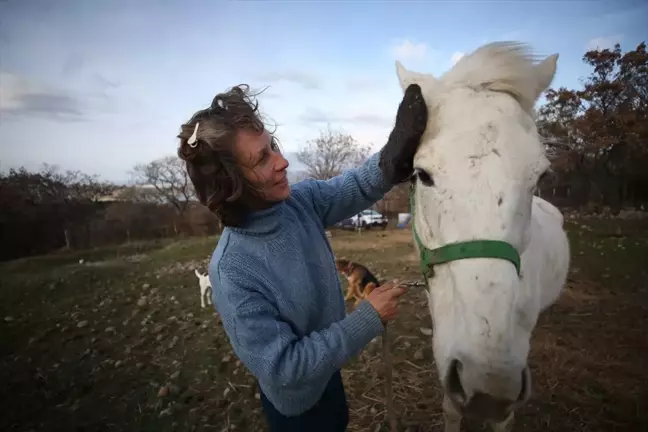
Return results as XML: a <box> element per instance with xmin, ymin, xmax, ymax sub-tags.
<box><xmin>439</xmin><ymin>41</ymin><xmax>545</xmax><ymax>114</ymax></box>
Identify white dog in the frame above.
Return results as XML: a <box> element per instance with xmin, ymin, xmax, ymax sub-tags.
<box><xmin>194</xmin><ymin>269</ymin><xmax>213</xmax><ymax>308</ymax></box>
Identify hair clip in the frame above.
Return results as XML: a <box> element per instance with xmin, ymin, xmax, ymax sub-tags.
<box><xmin>211</xmin><ymin>99</ymin><xmax>226</xmax><ymax>112</ymax></box>
<box><xmin>187</xmin><ymin>122</ymin><xmax>200</xmax><ymax>148</ymax></box>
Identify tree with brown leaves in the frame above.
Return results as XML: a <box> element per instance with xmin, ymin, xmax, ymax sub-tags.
<box><xmin>538</xmin><ymin>41</ymin><xmax>648</xmax><ymax>211</ymax></box>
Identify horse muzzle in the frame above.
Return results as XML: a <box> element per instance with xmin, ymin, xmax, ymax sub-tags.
<box><xmin>443</xmin><ymin>358</ymin><xmax>532</xmax><ymax>422</ymax></box>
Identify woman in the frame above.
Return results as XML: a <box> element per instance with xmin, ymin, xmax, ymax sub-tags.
<box><xmin>177</xmin><ymin>83</ymin><xmax>427</xmax><ymax>431</ymax></box>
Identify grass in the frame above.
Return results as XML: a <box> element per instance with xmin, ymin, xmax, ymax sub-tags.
<box><xmin>0</xmin><ymin>219</ymin><xmax>647</xmax><ymax>432</ymax></box>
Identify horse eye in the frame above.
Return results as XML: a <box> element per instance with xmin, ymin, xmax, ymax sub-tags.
<box><xmin>415</xmin><ymin>168</ymin><xmax>435</xmax><ymax>187</ymax></box>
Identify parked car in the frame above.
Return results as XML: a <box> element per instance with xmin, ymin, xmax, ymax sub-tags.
<box><xmin>335</xmin><ymin>218</ymin><xmax>357</xmax><ymax>230</ymax></box>
<box><xmin>352</xmin><ymin>209</ymin><xmax>388</xmax><ymax>229</ymax></box>
<box><xmin>334</xmin><ymin>210</ymin><xmax>388</xmax><ymax>230</ymax></box>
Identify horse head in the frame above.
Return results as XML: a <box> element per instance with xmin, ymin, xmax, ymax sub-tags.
<box><xmin>398</xmin><ymin>41</ymin><xmax>559</xmax><ymax>422</ymax></box>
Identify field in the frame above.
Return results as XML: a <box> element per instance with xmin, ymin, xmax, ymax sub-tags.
<box><xmin>1</xmin><ymin>218</ymin><xmax>647</xmax><ymax>432</ymax></box>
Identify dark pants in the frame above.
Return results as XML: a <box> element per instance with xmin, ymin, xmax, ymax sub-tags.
<box><xmin>259</xmin><ymin>370</ymin><xmax>349</xmax><ymax>432</ymax></box>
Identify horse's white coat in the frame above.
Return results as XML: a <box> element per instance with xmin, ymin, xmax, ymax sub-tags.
<box><xmin>396</xmin><ymin>42</ymin><xmax>570</xmax><ymax>431</ymax></box>
<box><xmin>195</xmin><ymin>269</ymin><xmax>213</xmax><ymax>308</ymax></box>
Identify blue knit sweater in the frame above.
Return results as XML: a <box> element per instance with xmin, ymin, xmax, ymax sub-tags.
<box><xmin>208</xmin><ymin>152</ymin><xmax>394</xmax><ymax>416</ymax></box>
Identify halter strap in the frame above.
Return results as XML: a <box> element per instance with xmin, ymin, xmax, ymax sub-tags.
<box><xmin>408</xmin><ymin>183</ymin><xmax>521</xmax><ymax>279</ymax></box>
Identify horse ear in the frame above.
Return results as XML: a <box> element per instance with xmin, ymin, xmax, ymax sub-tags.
<box><xmin>395</xmin><ymin>61</ymin><xmax>409</xmax><ymax>90</ymax></box>
<box><xmin>396</xmin><ymin>60</ymin><xmax>436</xmax><ymax>92</ymax></box>
<box><xmin>395</xmin><ymin>60</ymin><xmax>436</xmax><ymax>93</ymax></box>
<box><xmin>533</xmin><ymin>53</ymin><xmax>558</xmax><ymax>101</ymax></box>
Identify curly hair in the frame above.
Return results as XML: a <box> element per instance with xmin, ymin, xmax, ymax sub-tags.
<box><xmin>177</xmin><ymin>84</ymin><xmax>272</xmax><ymax>227</ymax></box>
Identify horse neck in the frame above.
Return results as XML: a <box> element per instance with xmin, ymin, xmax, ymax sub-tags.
<box><xmin>521</xmin><ymin>196</ymin><xmax>570</xmax><ymax>314</ymax></box>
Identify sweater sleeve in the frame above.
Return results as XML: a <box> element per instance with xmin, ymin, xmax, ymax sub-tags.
<box><xmin>213</xmin><ymin>267</ymin><xmax>384</xmax><ymax>389</ymax></box>
<box><xmin>291</xmin><ymin>151</ymin><xmax>394</xmax><ymax>227</ymax></box>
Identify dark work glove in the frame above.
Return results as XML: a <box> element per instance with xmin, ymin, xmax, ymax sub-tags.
<box><xmin>379</xmin><ymin>84</ymin><xmax>428</xmax><ymax>184</ymax></box>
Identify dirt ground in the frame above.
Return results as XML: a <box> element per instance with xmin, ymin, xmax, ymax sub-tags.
<box><xmin>1</xmin><ymin>218</ymin><xmax>647</xmax><ymax>432</ymax></box>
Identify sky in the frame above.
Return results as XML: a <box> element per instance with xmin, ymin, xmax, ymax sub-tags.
<box><xmin>0</xmin><ymin>0</ymin><xmax>646</xmax><ymax>184</ymax></box>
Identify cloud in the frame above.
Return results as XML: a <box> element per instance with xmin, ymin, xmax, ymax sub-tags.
<box><xmin>255</xmin><ymin>71</ymin><xmax>321</xmax><ymax>90</ymax></box>
<box><xmin>62</xmin><ymin>53</ymin><xmax>85</xmax><ymax>76</ymax></box>
<box><xmin>299</xmin><ymin>107</ymin><xmax>330</xmax><ymax>124</ymax></box>
<box><xmin>450</xmin><ymin>51</ymin><xmax>465</xmax><ymax>65</ymax></box>
<box><xmin>257</xmin><ymin>91</ymin><xmax>282</xmax><ymax>100</ymax></box>
<box><xmin>345</xmin><ymin>76</ymin><xmax>382</xmax><ymax>92</ymax></box>
<box><xmin>93</xmin><ymin>73</ymin><xmax>120</xmax><ymax>91</ymax></box>
<box><xmin>293</xmin><ymin>89</ymin><xmax>402</xmax><ymax>155</ymax></box>
<box><xmin>0</xmin><ymin>70</ymin><xmax>121</xmax><ymax>122</ymax></box>
<box><xmin>0</xmin><ymin>72</ymin><xmax>86</xmax><ymax>121</ymax></box>
<box><xmin>585</xmin><ymin>34</ymin><xmax>623</xmax><ymax>51</ymax></box>
<box><xmin>300</xmin><ymin>107</ymin><xmax>391</xmax><ymax>127</ymax></box>
<box><xmin>283</xmin><ymin>151</ymin><xmax>307</xmax><ymax>170</ymax></box>
<box><xmin>389</xmin><ymin>39</ymin><xmax>428</xmax><ymax>61</ymax></box>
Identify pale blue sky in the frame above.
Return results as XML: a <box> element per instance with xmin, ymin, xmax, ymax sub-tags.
<box><xmin>1</xmin><ymin>0</ymin><xmax>646</xmax><ymax>183</ymax></box>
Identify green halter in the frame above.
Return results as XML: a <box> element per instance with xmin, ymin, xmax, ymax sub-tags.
<box><xmin>408</xmin><ymin>182</ymin><xmax>521</xmax><ymax>280</ymax></box>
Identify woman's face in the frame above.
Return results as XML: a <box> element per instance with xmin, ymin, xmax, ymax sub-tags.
<box><xmin>233</xmin><ymin>128</ymin><xmax>291</xmax><ymax>203</ymax></box>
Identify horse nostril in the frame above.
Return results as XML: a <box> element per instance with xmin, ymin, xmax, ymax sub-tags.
<box><xmin>446</xmin><ymin>358</ymin><xmax>467</xmax><ymax>406</ymax></box>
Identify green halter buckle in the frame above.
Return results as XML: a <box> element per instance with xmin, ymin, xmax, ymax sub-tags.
<box><xmin>408</xmin><ymin>183</ymin><xmax>521</xmax><ymax>279</ymax></box>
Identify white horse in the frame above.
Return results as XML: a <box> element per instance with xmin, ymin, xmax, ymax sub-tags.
<box><xmin>396</xmin><ymin>42</ymin><xmax>571</xmax><ymax>432</ymax></box>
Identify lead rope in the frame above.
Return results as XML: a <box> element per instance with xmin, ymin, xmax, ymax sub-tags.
<box><xmin>378</xmin><ymin>181</ymin><xmax>428</xmax><ymax>430</ymax></box>
<box><xmin>381</xmin><ymin>280</ymin><xmax>426</xmax><ymax>431</ymax></box>
<box><xmin>382</xmin><ymin>323</ymin><xmax>397</xmax><ymax>432</ymax></box>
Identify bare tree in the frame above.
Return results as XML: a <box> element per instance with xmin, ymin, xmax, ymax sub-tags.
<box><xmin>130</xmin><ymin>155</ymin><xmax>196</xmax><ymax>216</ymax></box>
<box><xmin>296</xmin><ymin>125</ymin><xmax>372</xmax><ymax>180</ymax></box>
<box><xmin>39</xmin><ymin>163</ymin><xmax>117</xmax><ymax>202</ymax></box>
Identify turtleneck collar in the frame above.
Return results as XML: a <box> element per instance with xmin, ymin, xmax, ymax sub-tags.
<box><xmin>229</xmin><ymin>200</ymin><xmax>286</xmax><ymax>236</ymax></box>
